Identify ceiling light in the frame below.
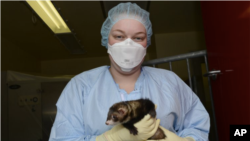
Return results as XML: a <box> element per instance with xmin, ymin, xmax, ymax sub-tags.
<box><xmin>26</xmin><ymin>0</ymin><xmax>71</xmax><ymax>34</ymax></box>
<box><xmin>26</xmin><ymin>0</ymin><xmax>84</xmax><ymax>54</ymax></box>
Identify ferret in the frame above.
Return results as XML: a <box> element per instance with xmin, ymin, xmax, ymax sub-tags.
<box><xmin>105</xmin><ymin>98</ymin><xmax>166</xmax><ymax>140</ymax></box>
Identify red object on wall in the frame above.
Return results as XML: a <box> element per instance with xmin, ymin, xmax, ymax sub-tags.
<box><xmin>201</xmin><ymin>1</ymin><xmax>250</xmax><ymax>141</ymax></box>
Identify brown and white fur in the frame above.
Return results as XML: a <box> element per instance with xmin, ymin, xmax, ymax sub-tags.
<box><xmin>105</xmin><ymin>98</ymin><xmax>166</xmax><ymax>140</ymax></box>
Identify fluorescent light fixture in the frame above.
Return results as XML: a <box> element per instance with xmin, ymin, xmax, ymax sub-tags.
<box><xmin>26</xmin><ymin>0</ymin><xmax>71</xmax><ymax>34</ymax></box>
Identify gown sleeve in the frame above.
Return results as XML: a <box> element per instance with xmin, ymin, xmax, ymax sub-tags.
<box><xmin>49</xmin><ymin>77</ymin><xmax>97</xmax><ymax>141</ymax></box>
<box><xmin>173</xmin><ymin>73</ymin><xmax>210</xmax><ymax>141</ymax></box>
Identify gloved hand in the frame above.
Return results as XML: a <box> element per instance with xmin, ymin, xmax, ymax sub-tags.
<box><xmin>146</xmin><ymin>126</ymin><xmax>195</xmax><ymax>141</ymax></box>
<box><xmin>96</xmin><ymin>114</ymin><xmax>160</xmax><ymax>141</ymax></box>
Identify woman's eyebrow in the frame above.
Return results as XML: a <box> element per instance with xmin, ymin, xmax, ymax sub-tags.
<box><xmin>134</xmin><ymin>32</ymin><xmax>146</xmax><ymax>35</ymax></box>
<box><xmin>112</xmin><ymin>30</ymin><xmax>125</xmax><ymax>34</ymax></box>
<box><xmin>112</xmin><ymin>30</ymin><xmax>146</xmax><ymax>36</ymax></box>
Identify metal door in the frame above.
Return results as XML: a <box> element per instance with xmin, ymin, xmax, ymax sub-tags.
<box><xmin>201</xmin><ymin>1</ymin><xmax>250</xmax><ymax>141</ymax></box>
<box><xmin>41</xmin><ymin>81</ymin><xmax>69</xmax><ymax>141</ymax></box>
<box><xmin>8</xmin><ymin>81</ymin><xmax>43</xmax><ymax>141</ymax></box>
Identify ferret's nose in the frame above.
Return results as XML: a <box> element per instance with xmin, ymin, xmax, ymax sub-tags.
<box><xmin>105</xmin><ymin>122</ymin><xmax>109</xmax><ymax>125</ymax></box>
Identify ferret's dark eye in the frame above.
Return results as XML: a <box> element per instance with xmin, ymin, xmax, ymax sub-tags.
<box><xmin>112</xmin><ymin>115</ymin><xmax>117</xmax><ymax>119</ymax></box>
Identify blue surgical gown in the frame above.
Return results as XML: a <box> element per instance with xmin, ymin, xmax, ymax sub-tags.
<box><xmin>49</xmin><ymin>66</ymin><xmax>210</xmax><ymax>141</ymax></box>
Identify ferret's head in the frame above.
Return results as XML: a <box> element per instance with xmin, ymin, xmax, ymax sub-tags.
<box><xmin>105</xmin><ymin>102</ymin><xmax>130</xmax><ymax>125</ymax></box>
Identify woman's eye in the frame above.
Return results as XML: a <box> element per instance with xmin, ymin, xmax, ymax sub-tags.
<box><xmin>115</xmin><ymin>36</ymin><xmax>124</xmax><ymax>39</ymax></box>
<box><xmin>134</xmin><ymin>37</ymin><xmax>143</xmax><ymax>41</ymax></box>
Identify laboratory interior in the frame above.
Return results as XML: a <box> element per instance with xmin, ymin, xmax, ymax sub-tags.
<box><xmin>1</xmin><ymin>1</ymin><xmax>249</xmax><ymax>141</ymax></box>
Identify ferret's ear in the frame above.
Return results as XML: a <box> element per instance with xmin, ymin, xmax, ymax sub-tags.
<box><xmin>118</xmin><ymin>108</ymin><xmax>126</xmax><ymax>115</ymax></box>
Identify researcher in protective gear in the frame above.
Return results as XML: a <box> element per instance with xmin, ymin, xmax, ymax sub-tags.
<box><xmin>49</xmin><ymin>2</ymin><xmax>210</xmax><ymax>141</ymax></box>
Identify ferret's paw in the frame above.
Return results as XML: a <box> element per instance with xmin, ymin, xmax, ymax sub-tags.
<box><xmin>130</xmin><ymin>128</ymin><xmax>138</xmax><ymax>135</ymax></box>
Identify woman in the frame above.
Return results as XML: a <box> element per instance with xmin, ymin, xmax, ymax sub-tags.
<box><xmin>49</xmin><ymin>2</ymin><xmax>210</xmax><ymax>141</ymax></box>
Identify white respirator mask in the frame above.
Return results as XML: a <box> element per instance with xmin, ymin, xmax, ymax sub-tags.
<box><xmin>108</xmin><ymin>38</ymin><xmax>146</xmax><ymax>72</ymax></box>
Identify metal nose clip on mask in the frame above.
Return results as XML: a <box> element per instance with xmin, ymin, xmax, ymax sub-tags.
<box><xmin>108</xmin><ymin>38</ymin><xmax>146</xmax><ymax>72</ymax></box>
